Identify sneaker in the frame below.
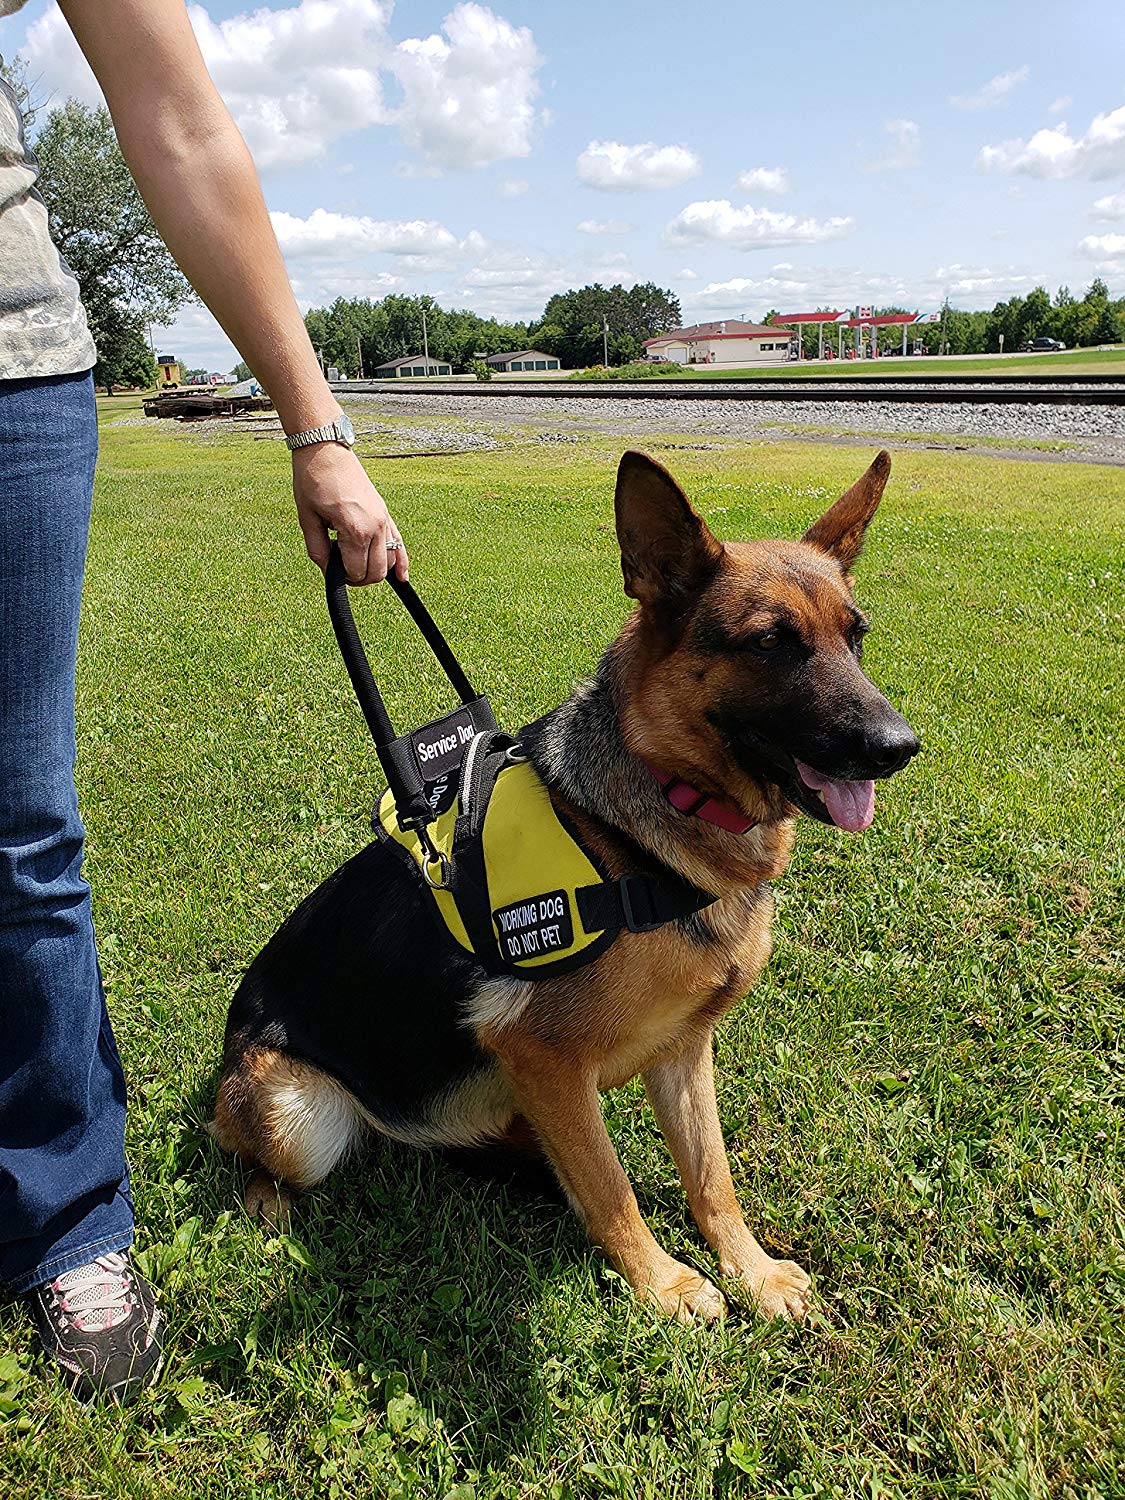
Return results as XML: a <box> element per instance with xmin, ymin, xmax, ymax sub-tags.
<box><xmin>23</xmin><ymin>1251</ymin><xmax>164</xmax><ymax>1402</ymax></box>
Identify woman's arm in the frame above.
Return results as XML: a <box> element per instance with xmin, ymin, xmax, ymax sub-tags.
<box><xmin>57</xmin><ymin>0</ymin><xmax>406</xmax><ymax>586</ymax></box>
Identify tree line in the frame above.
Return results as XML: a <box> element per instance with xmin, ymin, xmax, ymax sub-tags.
<box><xmin>775</xmin><ymin>282</ymin><xmax>1125</xmax><ymax>359</ymax></box>
<box><xmin>302</xmin><ymin>282</ymin><xmax>683</xmax><ymax>377</ymax></box>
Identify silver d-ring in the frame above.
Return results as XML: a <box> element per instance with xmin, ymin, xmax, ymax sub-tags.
<box><xmin>422</xmin><ymin>851</ymin><xmax>451</xmax><ymax>889</ymax></box>
<box><xmin>504</xmin><ymin>743</ymin><xmax>528</xmax><ymax>763</ymax></box>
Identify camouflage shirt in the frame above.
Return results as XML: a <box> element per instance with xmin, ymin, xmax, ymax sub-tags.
<box><xmin>1</xmin><ymin>50</ymin><xmax>96</xmax><ymax>379</ymax></box>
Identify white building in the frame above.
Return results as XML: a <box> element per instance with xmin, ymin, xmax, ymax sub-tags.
<box><xmin>373</xmin><ymin>354</ymin><xmax>453</xmax><ymax>378</ymax></box>
<box><xmin>643</xmin><ymin>320</ymin><xmax>791</xmax><ymax>368</ymax></box>
<box><xmin>486</xmin><ymin>350</ymin><xmax>561</xmax><ymax>372</ymax></box>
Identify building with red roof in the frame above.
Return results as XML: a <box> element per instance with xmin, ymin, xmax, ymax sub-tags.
<box><xmin>643</xmin><ymin>319</ymin><xmax>792</xmax><ymax>367</ymax></box>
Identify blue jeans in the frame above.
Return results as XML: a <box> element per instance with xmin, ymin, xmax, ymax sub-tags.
<box><xmin>0</xmin><ymin>370</ymin><xmax>134</xmax><ymax>1293</ymax></box>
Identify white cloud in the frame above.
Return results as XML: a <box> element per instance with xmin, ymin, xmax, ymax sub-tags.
<box><xmin>575</xmin><ymin>218</ymin><xmax>634</xmax><ymax>235</ymax></box>
<box><xmin>735</xmin><ymin>166</ymin><xmax>790</xmax><ymax>195</ymax></box>
<box><xmin>865</xmin><ymin>118</ymin><xmax>921</xmax><ymax>171</ymax></box>
<box><xmin>683</xmin><ymin>262</ymin><xmax>1046</xmax><ymax>316</ymax></box>
<box><xmin>929</xmin><ymin>262</ymin><xmax>1042</xmax><ymax>297</ymax></box>
<box><xmin>677</xmin><ymin>268</ymin><xmax>699</xmax><ymax>281</ymax></box>
<box><xmin>453</xmin><ymin>237</ymin><xmax>572</xmax><ymax>317</ymax></box>
<box><xmin>1092</xmin><ymin>191</ymin><xmax>1125</xmax><ymax>221</ymax></box>
<box><xmin>1078</xmin><ymin>233</ymin><xmax>1125</xmax><ymax>257</ymax></box>
<box><xmin>665</xmin><ymin>200</ymin><xmax>853</xmax><ymax>250</ymax></box>
<box><xmin>22</xmin><ymin>0</ymin><xmax>542</xmax><ymax>173</ymax></box>
<box><xmin>979</xmin><ymin>105</ymin><xmax>1125</xmax><ymax>179</ymax></box>
<box><xmin>393</xmin><ymin>3</ymin><xmax>543</xmax><ymax>169</ymax></box>
<box><xmin>950</xmin><ymin>66</ymin><xmax>1029</xmax><ymax>110</ymax></box>
<box><xmin>577</xmin><ymin>140</ymin><xmax>702</xmax><ymax>192</ymax></box>
<box><xmin>270</xmin><ymin>209</ymin><xmax>460</xmax><ymax>258</ymax></box>
<box><xmin>498</xmin><ymin>177</ymin><xmax>531</xmax><ymax>198</ymax></box>
<box><xmin>1049</xmin><ymin>95</ymin><xmax>1072</xmax><ymax>115</ymax></box>
<box><xmin>290</xmin><ymin>268</ymin><xmax>405</xmax><ymax>304</ymax></box>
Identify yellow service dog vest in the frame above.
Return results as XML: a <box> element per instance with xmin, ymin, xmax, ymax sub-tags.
<box><xmin>374</xmin><ymin>730</ymin><xmax>715</xmax><ymax>981</ymax></box>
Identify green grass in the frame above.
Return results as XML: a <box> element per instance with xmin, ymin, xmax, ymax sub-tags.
<box><xmin>2</xmin><ymin>395</ymin><xmax>1123</xmax><ymax>1499</ymax></box>
<box><xmin>755</xmin><ymin>423</ymin><xmax>1078</xmax><ymax>455</ymax></box>
<box><xmin>634</xmin><ymin>347</ymin><xmax>1125</xmax><ymax>380</ymax></box>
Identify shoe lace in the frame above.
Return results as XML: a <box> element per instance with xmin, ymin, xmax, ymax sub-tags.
<box><xmin>50</xmin><ymin>1253</ymin><xmax>136</xmax><ymax>1334</ymax></box>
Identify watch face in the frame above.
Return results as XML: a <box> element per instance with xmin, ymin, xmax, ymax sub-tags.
<box><xmin>337</xmin><ymin>412</ymin><xmax>356</xmax><ymax>446</ymax></box>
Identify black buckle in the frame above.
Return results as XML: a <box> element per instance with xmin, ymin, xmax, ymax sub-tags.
<box><xmin>619</xmin><ymin>875</ymin><xmax>662</xmax><ymax>933</ymax></box>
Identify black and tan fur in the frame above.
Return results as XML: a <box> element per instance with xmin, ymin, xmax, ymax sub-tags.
<box><xmin>212</xmin><ymin>449</ymin><xmax>918</xmax><ymax>1323</ymax></box>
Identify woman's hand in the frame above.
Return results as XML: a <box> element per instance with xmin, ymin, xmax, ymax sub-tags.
<box><xmin>291</xmin><ymin>443</ymin><xmax>409</xmax><ymax>586</ymax></box>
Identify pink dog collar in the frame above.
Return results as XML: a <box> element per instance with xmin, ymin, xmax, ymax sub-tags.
<box><xmin>646</xmin><ymin>762</ymin><xmax>757</xmax><ymax>835</ymax></box>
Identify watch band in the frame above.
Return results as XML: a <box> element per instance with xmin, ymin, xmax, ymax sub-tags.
<box><xmin>285</xmin><ymin>417</ymin><xmax>352</xmax><ymax>450</ymax></box>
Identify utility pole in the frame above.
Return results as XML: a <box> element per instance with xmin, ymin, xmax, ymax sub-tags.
<box><xmin>603</xmin><ymin>315</ymin><xmax>609</xmax><ymax>366</ymax></box>
<box><xmin>422</xmin><ymin>304</ymin><xmax>430</xmax><ymax>367</ymax></box>
<box><xmin>356</xmin><ymin>335</ymin><xmax>364</xmax><ymax>380</ymax></box>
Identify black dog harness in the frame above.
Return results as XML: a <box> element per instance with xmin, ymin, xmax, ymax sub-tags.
<box><xmin>325</xmin><ymin>544</ymin><xmax>715</xmax><ymax>981</ymax></box>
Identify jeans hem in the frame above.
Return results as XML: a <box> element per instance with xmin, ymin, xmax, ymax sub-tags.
<box><xmin>7</xmin><ymin>1227</ymin><xmax>136</xmax><ymax>1296</ymax></box>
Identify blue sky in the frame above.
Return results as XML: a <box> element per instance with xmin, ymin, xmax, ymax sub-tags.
<box><xmin>11</xmin><ymin>0</ymin><xmax>1125</xmax><ymax>368</ymax></box>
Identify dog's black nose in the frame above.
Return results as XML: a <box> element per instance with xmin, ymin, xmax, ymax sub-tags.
<box><xmin>865</xmin><ymin>717</ymin><xmax>920</xmax><ymax>776</ymax></box>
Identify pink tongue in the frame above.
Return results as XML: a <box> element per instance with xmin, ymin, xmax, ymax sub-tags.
<box><xmin>794</xmin><ymin>760</ymin><xmax>876</xmax><ymax>833</ymax></box>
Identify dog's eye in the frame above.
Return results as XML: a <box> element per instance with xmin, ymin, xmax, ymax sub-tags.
<box><xmin>755</xmin><ymin>630</ymin><xmax>782</xmax><ymax>651</ymax></box>
<box><xmin>850</xmin><ymin>621</ymin><xmax>869</xmax><ymax>656</ymax></box>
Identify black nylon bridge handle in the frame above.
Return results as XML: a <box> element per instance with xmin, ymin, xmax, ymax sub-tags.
<box><xmin>324</xmin><ymin>541</ymin><xmax>480</xmax><ymax>748</ymax></box>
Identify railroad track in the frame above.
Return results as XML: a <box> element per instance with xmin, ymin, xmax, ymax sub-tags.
<box><xmin>331</xmin><ymin>376</ymin><xmax>1125</xmax><ymax>406</ymax></box>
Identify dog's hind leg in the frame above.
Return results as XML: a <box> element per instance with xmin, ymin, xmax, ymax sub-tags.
<box><xmin>210</xmin><ymin>1046</ymin><xmax>370</xmax><ymax>1222</ymax></box>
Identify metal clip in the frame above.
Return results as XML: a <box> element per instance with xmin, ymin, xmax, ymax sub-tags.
<box><xmin>422</xmin><ymin>851</ymin><xmax>452</xmax><ymax>889</ymax></box>
<box><xmin>418</xmin><ymin>825</ymin><xmax>452</xmax><ymax>889</ymax></box>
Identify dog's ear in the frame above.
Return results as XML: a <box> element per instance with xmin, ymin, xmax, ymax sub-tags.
<box><xmin>615</xmin><ymin>451</ymin><xmax>723</xmax><ymax>610</ymax></box>
<box><xmin>802</xmin><ymin>449</ymin><xmax>890</xmax><ymax>570</ymax></box>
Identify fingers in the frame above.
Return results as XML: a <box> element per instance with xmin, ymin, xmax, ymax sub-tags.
<box><xmin>361</xmin><ymin>524</ymin><xmax>389</xmax><ymax>586</ymax></box>
<box><xmin>345</xmin><ymin>518</ymin><xmax>408</xmax><ymax>587</ymax></box>
<box><xmin>389</xmin><ymin>523</ymin><xmax>410</xmax><ymax>582</ymax></box>
<box><xmin>337</xmin><ymin>528</ymin><xmax>372</xmax><ymax>587</ymax></box>
<box><xmin>302</xmin><ymin>518</ymin><xmax>332</xmax><ymax>573</ymax></box>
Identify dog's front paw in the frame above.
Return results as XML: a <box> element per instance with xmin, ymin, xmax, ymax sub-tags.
<box><xmin>642</xmin><ymin>1260</ymin><xmax>727</xmax><ymax>1324</ymax></box>
<box><xmin>724</xmin><ymin>1255</ymin><xmax>811</xmax><ymax>1322</ymax></box>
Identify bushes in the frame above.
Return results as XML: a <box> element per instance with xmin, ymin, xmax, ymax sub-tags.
<box><xmin>471</xmin><ymin>359</ymin><xmax>493</xmax><ymax>382</ymax></box>
<box><xmin>569</xmin><ymin>360</ymin><xmax>690</xmax><ymax>382</ymax></box>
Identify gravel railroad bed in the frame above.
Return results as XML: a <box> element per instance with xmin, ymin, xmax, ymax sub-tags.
<box><xmin>346</xmin><ymin>391</ymin><xmax>1125</xmax><ymax>463</ymax></box>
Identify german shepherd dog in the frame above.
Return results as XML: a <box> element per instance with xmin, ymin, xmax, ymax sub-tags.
<box><xmin>211</xmin><ymin>449</ymin><xmax>919</xmax><ymax>1323</ymax></box>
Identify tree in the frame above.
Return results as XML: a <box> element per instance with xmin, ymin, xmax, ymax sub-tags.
<box><xmin>231</xmin><ymin>360</ymin><xmax>253</xmax><ymax>382</ymax></box>
<box><xmin>302</xmin><ymin>294</ymin><xmax>530</xmax><ymax>375</ymax></box>
<box><xmin>530</xmin><ymin>283</ymin><xmax>680</xmax><ymax>368</ymax></box>
<box><xmin>1092</xmin><ymin>301</ymin><xmax>1123</xmax><ymax>345</ymax></box>
<box><xmin>90</xmin><ymin>304</ymin><xmax>156</xmax><ymax>395</ymax></box>
<box><xmin>33</xmin><ymin>100</ymin><xmax>194</xmax><ymax>392</ymax></box>
<box><xmin>0</xmin><ymin>54</ymin><xmax>38</xmax><ymax>129</ymax></box>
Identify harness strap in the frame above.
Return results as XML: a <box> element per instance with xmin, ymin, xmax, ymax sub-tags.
<box><xmin>325</xmin><ymin>541</ymin><xmax>496</xmax><ymax>828</ymax></box>
<box><xmin>576</xmin><ymin>872</ymin><xmax>715</xmax><ymax>936</ymax></box>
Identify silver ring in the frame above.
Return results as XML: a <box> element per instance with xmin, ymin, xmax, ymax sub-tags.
<box><xmin>386</xmin><ymin>540</ymin><xmax>402</xmax><ymax>551</ymax></box>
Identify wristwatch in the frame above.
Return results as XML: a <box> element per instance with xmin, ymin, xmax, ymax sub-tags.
<box><xmin>285</xmin><ymin>412</ymin><xmax>356</xmax><ymax>450</ymax></box>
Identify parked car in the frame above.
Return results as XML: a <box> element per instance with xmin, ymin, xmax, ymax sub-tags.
<box><xmin>1018</xmin><ymin>336</ymin><xmax>1067</xmax><ymax>352</ymax></box>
